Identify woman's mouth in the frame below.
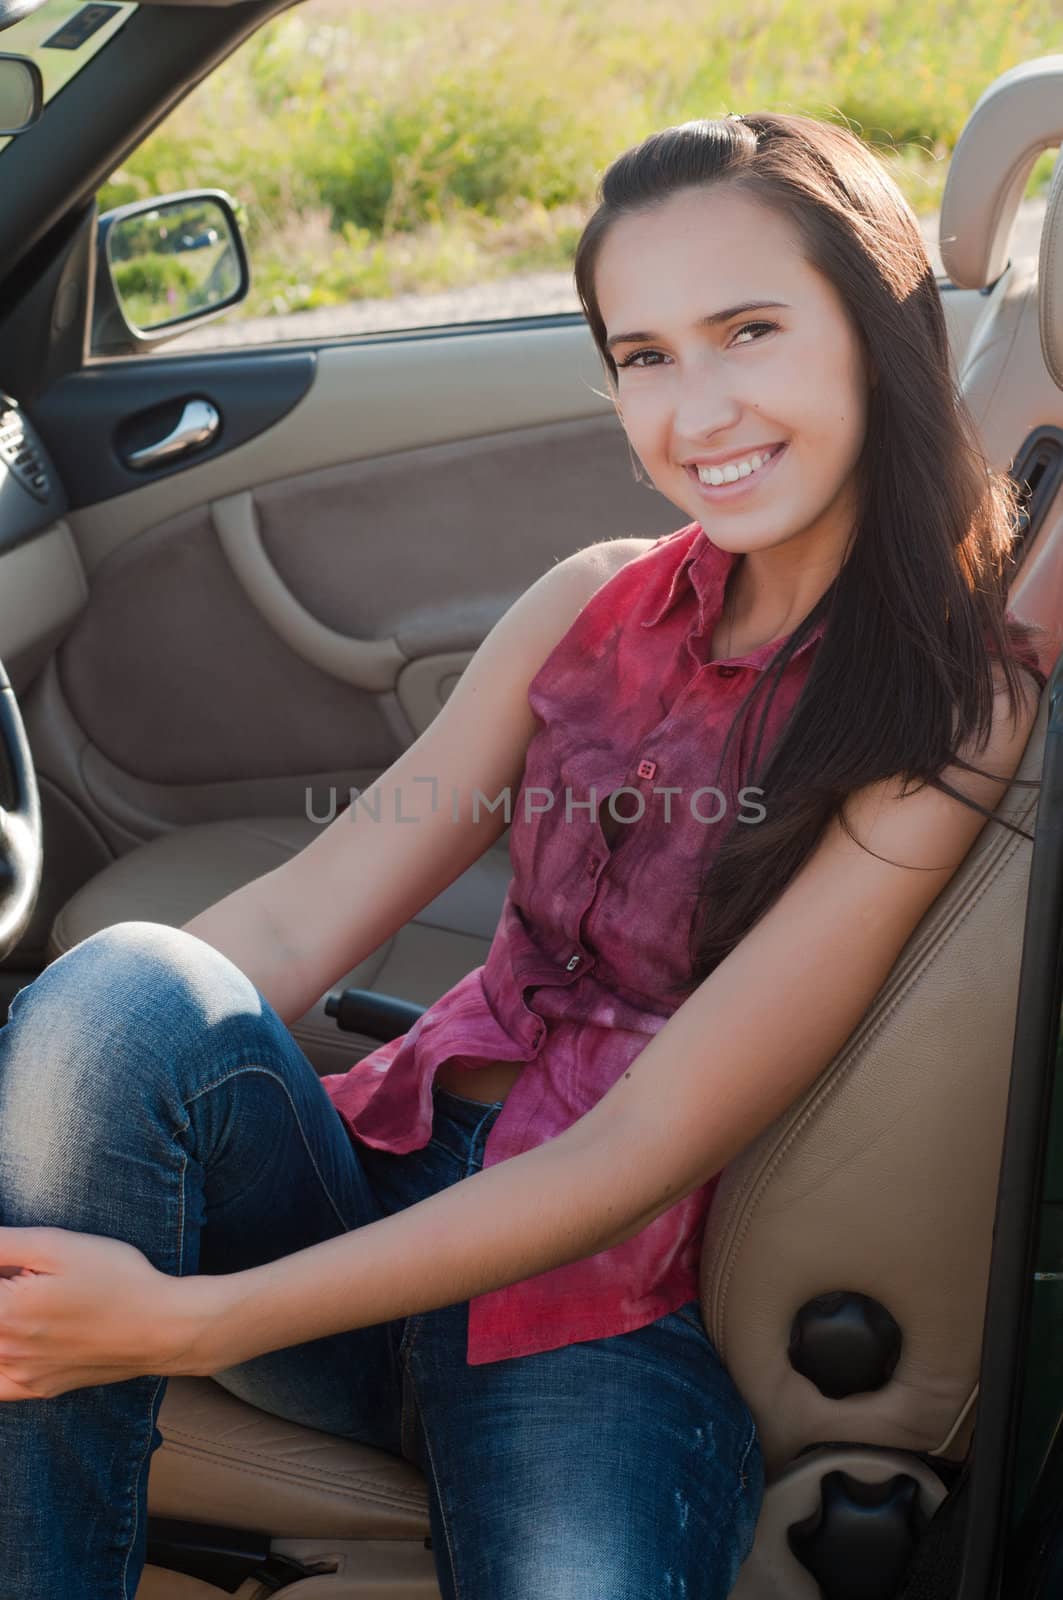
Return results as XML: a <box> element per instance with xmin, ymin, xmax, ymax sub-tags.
<box><xmin>684</xmin><ymin>442</ymin><xmax>788</xmax><ymax>502</ymax></box>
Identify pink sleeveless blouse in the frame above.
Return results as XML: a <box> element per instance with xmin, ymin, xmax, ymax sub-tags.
<box><xmin>320</xmin><ymin>521</ymin><xmax>1043</xmax><ymax>1364</ymax></box>
<box><xmin>321</xmin><ymin>522</ymin><xmax>828</xmax><ymax>1362</ymax></box>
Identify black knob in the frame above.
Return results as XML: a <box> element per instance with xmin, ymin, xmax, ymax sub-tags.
<box><xmin>324</xmin><ymin>986</ymin><xmax>426</xmax><ymax>1041</ymax></box>
<box><xmin>788</xmin><ymin>1470</ymin><xmax>929</xmax><ymax>1600</ymax></box>
<box><xmin>789</xmin><ymin>1291</ymin><xmax>902</xmax><ymax>1397</ymax></box>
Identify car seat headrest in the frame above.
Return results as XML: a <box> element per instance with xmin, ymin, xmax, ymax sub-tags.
<box><xmin>1040</xmin><ymin>149</ymin><xmax>1063</xmax><ymax>389</ymax></box>
<box><xmin>939</xmin><ymin>53</ymin><xmax>1063</xmax><ymax>291</ymax></box>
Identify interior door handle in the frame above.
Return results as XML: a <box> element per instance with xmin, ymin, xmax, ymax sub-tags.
<box><xmin>125</xmin><ymin>399</ymin><xmax>220</xmax><ymax>470</ymax></box>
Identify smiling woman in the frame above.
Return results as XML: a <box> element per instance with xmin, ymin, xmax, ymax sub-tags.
<box><xmin>0</xmin><ymin>105</ymin><xmax>1050</xmax><ymax>1600</ymax></box>
<box><xmin>574</xmin><ymin>112</ymin><xmax>1047</xmax><ymax>990</ymax></box>
<box><xmin>595</xmin><ymin>187</ymin><xmax>869</xmax><ymax>668</ymax></box>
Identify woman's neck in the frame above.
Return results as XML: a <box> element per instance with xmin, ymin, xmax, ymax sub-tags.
<box><xmin>720</xmin><ymin>540</ymin><xmax>844</xmax><ymax>653</ymax></box>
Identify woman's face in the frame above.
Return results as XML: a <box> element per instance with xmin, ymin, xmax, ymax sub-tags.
<box><xmin>594</xmin><ymin>183</ymin><xmax>872</xmax><ymax>564</ymax></box>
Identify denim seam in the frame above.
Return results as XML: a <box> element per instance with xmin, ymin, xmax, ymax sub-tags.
<box><xmin>425</xmin><ymin>1135</ymin><xmax>470</xmax><ymax>1166</ymax></box>
<box><xmin>122</xmin><ymin>1375</ymin><xmax>165</xmax><ymax>1600</ymax></box>
<box><xmin>119</xmin><ymin>1055</ymin><xmax>197</xmax><ymax>1598</ymax></box>
<box><xmin>181</xmin><ymin>1062</ymin><xmax>353</xmax><ymax>1235</ymax></box>
<box><xmin>735</xmin><ymin>1414</ymin><xmax>758</xmax><ymax>1490</ymax></box>
<box><xmin>399</xmin><ymin>1310</ymin><xmax>425</xmax><ymax>1366</ymax></box>
<box><xmin>420</xmin><ymin>1414</ymin><xmax>464</xmax><ymax>1600</ymax></box>
<box><xmin>399</xmin><ymin>1361</ymin><xmax>419</xmax><ymax>1464</ymax></box>
<box><xmin>724</xmin><ymin>1416</ymin><xmax>763</xmax><ymax>1570</ymax></box>
<box><xmin>465</xmin><ymin>1105</ymin><xmax>500</xmax><ymax>1177</ymax></box>
<box><xmin>424</xmin><ymin>1114</ymin><xmax>498</xmax><ymax>1177</ymax></box>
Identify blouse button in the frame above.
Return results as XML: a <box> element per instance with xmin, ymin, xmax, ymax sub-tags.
<box><xmin>717</xmin><ymin>664</ymin><xmax>739</xmax><ymax>677</ymax></box>
<box><xmin>587</xmin><ymin>855</ymin><xmax>599</xmax><ymax>873</ymax></box>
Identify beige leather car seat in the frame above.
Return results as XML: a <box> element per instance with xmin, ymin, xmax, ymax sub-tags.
<box><xmin>48</xmin><ymin>812</ymin><xmax>512</xmax><ymax>1078</ymax></box>
<box><xmin>49</xmin><ymin>52</ymin><xmax>1063</xmax><ymax>1600</ymax></box>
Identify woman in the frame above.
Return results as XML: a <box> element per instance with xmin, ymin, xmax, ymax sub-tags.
<box><xmin>0</xmin><ymin>112</ymin><xmax>1047</xmax><ymax>1599</ymax></box>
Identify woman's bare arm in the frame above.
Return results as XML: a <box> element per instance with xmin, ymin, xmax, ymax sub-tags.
<box><xmin>179</xmin><ymin>540</ymin><xmax>639</xmax><ymax>1023</ymax></box>
<box><xmin>162</xmin><ymin>668</ymin><xmax>1040</xmax><ymax>1375</ymax></box>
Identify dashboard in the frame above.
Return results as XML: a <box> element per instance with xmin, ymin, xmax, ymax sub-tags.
<box><xmin>0</xmin><ymin>391</ymin><xmax>86</xmax><ymax>696</ymax></box>
<box><xmin>0</xmin><ymin>392</ymin><xmax>67</xmax><ymax>549</ymax></box>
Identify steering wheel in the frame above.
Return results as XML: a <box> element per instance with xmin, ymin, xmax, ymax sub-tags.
<box><xmin>0</xmin><ymin>654</ymin><xmax>42</xmax><ymax>962</ymax></box>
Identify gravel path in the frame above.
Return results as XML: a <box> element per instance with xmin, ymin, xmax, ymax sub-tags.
<box><xmin>168</xmin><ymin>197</ymin><xmax>1049</xmax><ymax>352</ymax></box>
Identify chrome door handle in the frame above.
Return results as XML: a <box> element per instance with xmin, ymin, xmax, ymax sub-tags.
<box><xmin>125</xmin><ymin>399</ymin><xmax>220</xmax><ymax>469</ymax></box>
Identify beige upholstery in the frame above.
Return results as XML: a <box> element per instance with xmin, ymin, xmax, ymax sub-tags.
<box><xmin>702</xmin><ymin>690</ymin><xmax>1046</xmax><ymax>1478</ymax></box>
<box><xmin>939</xmin><ymin>53</ymin><xmax>1063</xmax><ymax>289</ymax></box>
<box><xmin>147</xmin><ymin>1377</ymin><xmax>430</xmax><ymax>1540</ymax></box>
<box><xmin>47</xmin><ymin>817</ymin><xmax>514</xmax><ymax>1077</ymax></box>
<box><xmin>1041</xmin><ymin>127</ymin><xmax>1063</xmax><ymax>386</ymax></box>
<box><xmin>44</xmin><ymin>53</ymin><xmax>1063</xmax><ymax>1600</ymax></box>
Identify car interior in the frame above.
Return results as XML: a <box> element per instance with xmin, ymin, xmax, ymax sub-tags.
<box><xmin>2</xmin><ymin>7</ymin><xmax>1063</xmax><ymax>1594</ymax></box>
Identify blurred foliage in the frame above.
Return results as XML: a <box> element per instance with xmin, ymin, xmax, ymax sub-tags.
<box><xmin>96</xmin><ymin>0</ymin><xmax>1063</xmax><ymax>320</ymax></box>
<box><xmin>113</xmin><ymin>251</ymin><xmax>196</xmax><ymax>327</ymax></box>
<box><xmin>109</xmin><ymin>204</ymin><xmax>218</xmax><ymax>262</ymax></box>
<box><xmin>113</xmin><ymin>253</ymin><xmax>195</xmax><ymax>298</ymax></box>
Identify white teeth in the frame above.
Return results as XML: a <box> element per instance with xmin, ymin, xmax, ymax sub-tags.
<box><xmin>695</xmin><ymin>447</ymin><xmax>778</xmax><ymax>486</ymax></box>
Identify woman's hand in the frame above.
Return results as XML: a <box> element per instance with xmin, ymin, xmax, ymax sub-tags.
<box><xmin>0</xmin><ymin>1225</ymin><xmax>227</xmax><ymax>1400</ymax></box>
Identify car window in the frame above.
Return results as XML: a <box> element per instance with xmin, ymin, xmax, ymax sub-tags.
<box><xmin>92</xmin><ymin>0</ymin><xmax>1060</xmax><ymax>356</ymax></box>
<box><xmin>0</xmin><ymin>0</ymin><xmax>137</xmax><ymax>156</ymax></box>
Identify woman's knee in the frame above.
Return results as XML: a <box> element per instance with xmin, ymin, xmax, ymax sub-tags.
<box><xmin>40</xmin><ymin>920</ymin><xmax>246</xmax><ymax>1004</ymax></box>
<box><xmin>0</xmin><ymin>921</ymin><xmax>287</xmax><ymax>1223</ymax></box>
<box><xmin>1</xmin><ymin>920</ymin><xmax>278</xmax><ymax>1112</ymax></box>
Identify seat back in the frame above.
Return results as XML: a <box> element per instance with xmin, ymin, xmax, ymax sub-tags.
<box><xmin>703</xmin><ymin>696</ymin><xmax>1044</xmax><ymax>1475</ymax></box>
<box><xmin>700</xmin><ymin>54</ymin><xmax>1063</xmax><ymax>1487</ymax></box>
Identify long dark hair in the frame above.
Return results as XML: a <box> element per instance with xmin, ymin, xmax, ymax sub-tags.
<box><xmin>572</xmin><ymin>112</ymin><xmax>1049</xmax><ymax>995</ymax></box>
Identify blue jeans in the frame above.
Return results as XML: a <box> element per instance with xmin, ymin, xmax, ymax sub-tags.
<box><xmin>0</xmin><ymin>921</ymin><xmax>764</xmax><ymax>1599</ymax></box>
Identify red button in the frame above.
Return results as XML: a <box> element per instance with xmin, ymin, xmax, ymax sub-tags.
<box><xmin>717</xmin><ymin>665</ymin><xmax>739</xmax><ymax>677</ymax></box>
<box><xmin>637</xmin><ymin>759</ymin><xmax>657</xmax><ymax>780</ymax></box>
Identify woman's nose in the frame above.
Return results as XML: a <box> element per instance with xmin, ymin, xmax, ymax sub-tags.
<box><xmin>671</xmin><ymin>363</ymin><xmax>743</xmax><ymax>440</ymax></box>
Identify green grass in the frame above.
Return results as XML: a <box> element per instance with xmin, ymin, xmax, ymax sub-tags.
<box><xmin>96</xmin><ymin>0</ymin><xmax>1063</xmax><ymax>320</ymax></box>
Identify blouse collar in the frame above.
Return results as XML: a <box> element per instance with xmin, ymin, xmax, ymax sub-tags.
<box><xmin>641</xmin><ymin>523</ymin><xmax>828</xmax><ymax>671</ymax></box>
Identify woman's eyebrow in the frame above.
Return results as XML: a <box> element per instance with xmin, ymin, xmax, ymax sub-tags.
<box><xmin>605</xmin><ymin>299</ymin><xmax>792</xmax><ymax>351</ymax></box>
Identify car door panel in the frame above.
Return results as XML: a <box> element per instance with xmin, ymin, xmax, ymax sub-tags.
<box><xmin>31</xmin><ymin>351</ymin><xmax>316</xmax><ymax>505</ymax></box>
<box><xmin>0</xmin><ymin>269</ymin><xmax>1030</xmax><ymax>970</ymax></box>
<box><xmin>11</xmin><ymin>324</ymin><xmax>680</xmax><ymax>963</ymax></box>
<box><xmin>0</xmin><ymin>522</ymin><xmax>86</xmax><ymax>692</ymax></box>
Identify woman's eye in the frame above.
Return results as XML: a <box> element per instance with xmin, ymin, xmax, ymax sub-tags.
<box><xmin>616</xmin><ymin>349</ymin><xmax>664</xmax><ymax>369</ymax></box>
<box><xmin>616</xmin><ymin>320</ymin><xmax>777</xmax><ymax>369</ymax></box>
<box><xmin>732</xmin><ymin>320</ymin><xmax>778</xmax><ymax>345</ymax></box>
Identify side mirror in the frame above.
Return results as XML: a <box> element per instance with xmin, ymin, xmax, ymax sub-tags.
<box><xmin>0</xmin><ymin>51</ymin><xmax>41</xmax><ymax>133</ymax></box>
<box><xmin>92</xmin><ymin>189</ymin><xmax>250</xmax><ymax>357</ymax></box>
